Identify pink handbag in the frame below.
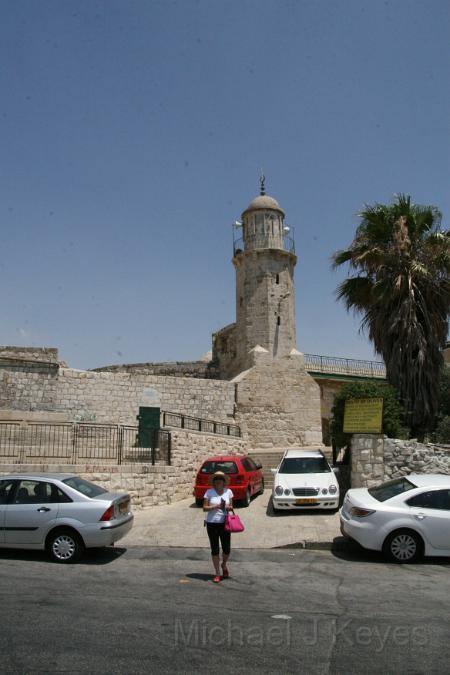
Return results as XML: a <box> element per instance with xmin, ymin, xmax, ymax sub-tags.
<box><xmin>224</xmin><ymin>510</ymin><xmax>245</xmax><ymax>533</ymax></box>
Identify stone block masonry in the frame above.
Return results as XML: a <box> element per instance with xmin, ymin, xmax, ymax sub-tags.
<box><xmin>0</xmin><ymin>429</ymin><xmax>245</xmax><ymax>508</ymax></box>
<box><xmin>383</xmin><ymin>438</ymin><xmax>450</xmax><ymax>479</ymax></box>
<box><xmin>0</xmin><ymin>355</ymin><xmax>236</xmax><ymax>425</ymax></box>
<box><xmin>234</xmin><ymin>350</ymin><xmax>323</xmax><ymax>448</ymax></box>
<box><xmin>350</xmin><ymin>434</ymin><xmax>385</xmax><ymax>488</ymax></box>
<box><xmin>56</xmin><ymin>369</ymin><xmax>236</xmax><ymax>425</ymax></box>
<box><xmin>351</xmin><ymin>434</ymin><xmax>450</xmax><ymax>488</ymax></box>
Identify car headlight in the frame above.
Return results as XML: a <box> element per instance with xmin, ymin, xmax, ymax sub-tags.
<box><xmin>322</xmin><ymin>488</ymin><xmax>328</xmax><ymax>495</ymax></box>
<box><xmin>329</xmin><ymin>485</ymin><xmax>337</xmax><ymax>495</ymax></box>
<box><xmin>284</xmin><ymin>488</ymin><xmax>291</xmax><ymax>496</ymax></box>
<box><xmin>275</xmin><ymin>486</ymin><xmax>283</xmax><ymax>496</ymax></box>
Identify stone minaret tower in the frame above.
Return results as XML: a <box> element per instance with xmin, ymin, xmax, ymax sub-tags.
<box><xmin>233</xmin><ymin>178</ymin><xmax>297</xmax><ymax>370</ymax></box>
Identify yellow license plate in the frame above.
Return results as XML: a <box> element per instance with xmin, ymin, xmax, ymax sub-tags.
<box><xmin>296</xmin><ymin>498</ymin><xmax>318</xmax><ymax>505</ymax></box>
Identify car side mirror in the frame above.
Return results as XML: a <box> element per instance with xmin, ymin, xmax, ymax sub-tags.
<box><xmin>270</xmin><ymin>468</ymin><xmax>277</xmax><ymax>474</ymax></box>
<box><xmin>332</xmin><ymin>467</ymin><xmax>339</xmax><ymax>474</ymax></box>
<box><xmin>255</xmin><ymin>462</ymin><xmax>262</xmax><ymax>470</ymax></box>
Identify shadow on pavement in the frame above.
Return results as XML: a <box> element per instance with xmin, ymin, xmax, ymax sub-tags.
<box><xmin>330</xmin><ymin>537</ymin><xmax>450</xmax><ymax>566</ymax></box>
<box><xmin>0</xmin><ymin>546</ymin><xmax>127</xmax><ymax>566</ymax></box>
<box><xmin>185</xmin><ymin>572</ymin><xmax>215</xmax><ymax>582</ymax></box>
<box><xmin>266</xmin><ymin>497</ymin><xmax>338</xmax><ymax>518</ymax></box>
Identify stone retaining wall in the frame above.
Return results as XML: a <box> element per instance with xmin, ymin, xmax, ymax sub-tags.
<box><xmin>0</xmin><ymin>346</ymin><xmax>59</xmax><ymax>364</ymax></box>
<box><xmin>92</xmin><ymin>360</ymin><xmax>219</xmax><ymax>379</ymax></box>
<box><xmin>384</xmin><ymin>438</ymin><xmax>450</xmax><ymax>479</ymax></box>
<box><xmin>0</xmin><ymin>359</ymin><xmax>236</xmax><ymax>425</ymax></box>
<box><xmin>351</xmin><ymin>434</ymin><xmax>450</xmax><ymax>488</ymax></box>
<box><xmin>0</xmin><ymin>429</ymin><xmax>245</xmax><ymax>508</ymax></box>
<box><xmin>56</xmin><ymin>369</ymin><xmax>236</xmax><ymax>424</ymax></box>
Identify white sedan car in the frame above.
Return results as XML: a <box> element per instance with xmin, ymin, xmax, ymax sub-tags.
<box><xmin>0</xmin><ymin>473</ymin><xmax>134</xmax><ymax>563</ymax></box>
<box><xmin>271</xmin><ymin>448</ymin><xmax>340</xmax><ymax>511</ymax></box>
<box><xmin>340</xmin><ymin>474</ymin><xmax>450</xmax><ymax>563</ymax></box>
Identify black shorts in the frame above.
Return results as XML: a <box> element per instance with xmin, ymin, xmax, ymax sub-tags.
<box><xmin>206</xmin><ymin>522</ymin><xmax>231</xmax><ymax>556</ymax></box>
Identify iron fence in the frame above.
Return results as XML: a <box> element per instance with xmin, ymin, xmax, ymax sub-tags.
<box><xmin>232</xmin><ymin>233</ymin><xmax>295</xmax><ymax>256</ymax></box>
<box><xmin>162</xmin><ymin>411</ymin><xmax>241</xmax><ymax>437</ymax></box>
<box><xmin>0</xmin><ymin>422</ymin><xmax>171</xmax><ymax>465</ymax></box>
<box><xmin>304</xmin><ymin>354</ymin><xmax>386</xmax><ymax>379</ymax></box>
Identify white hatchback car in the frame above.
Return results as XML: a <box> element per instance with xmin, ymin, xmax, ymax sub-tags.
<box><xmin>340</xmin><ymin>474</ymin><xmax>450</xmax><ymax>563</ymax></box>
<box><xmin>271</xmin><ymin>448</ymin><xmax>340</xmax><ymax>511</ymax></box>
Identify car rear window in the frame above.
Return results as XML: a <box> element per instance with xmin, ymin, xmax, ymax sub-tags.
<box><xmin>279</xmin><ymin>457</ymin><xmax>331</xmax><ymax>474</ymax></box>
<box><xmin>368</xmin><ymin>477</ymin><xmax>416</xmax><ymax>502</ymax></box>
<box><xmin>63</xmin><ymin>477</ymin><xmax>107</xmax><ymax>498</ymax></box>
<box><xmin>200</xmin><ymin>461</ymin><xmax>238</xmax><ymax>474</ymax></box>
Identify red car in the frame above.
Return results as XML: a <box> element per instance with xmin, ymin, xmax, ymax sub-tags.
<box><xmin>193</xmin><ymin>455</ymin><xmax>265</xmax><ymax>507</ymax></box>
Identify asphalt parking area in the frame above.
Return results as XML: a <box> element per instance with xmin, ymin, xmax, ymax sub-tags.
<box><xmin>128</xmin><ymin>490</ymin><xmax>341</xmax><ymax>548</ymax></box>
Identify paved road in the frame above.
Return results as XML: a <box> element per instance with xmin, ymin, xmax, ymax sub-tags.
<box><xmin>0</xmin><ymin>544</ymin><xmax>449</xmax><ymax>674</ymax></box>
<box><xmin>130</xmin><ymin>491</ymin><xmax>340</xmax><ymax>548</ymax></box>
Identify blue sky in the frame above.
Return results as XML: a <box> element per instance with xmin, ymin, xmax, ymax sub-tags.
<box><xmin>1</xmin><ymin>0</ymin><xmax>448</xmax><ymax>369</ymax></box>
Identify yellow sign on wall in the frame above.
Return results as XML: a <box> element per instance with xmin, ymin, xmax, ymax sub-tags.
<box><xmin>343</xmin><ymin>397</ymin><xmax>384</xmax><ymax>434</ymax></box>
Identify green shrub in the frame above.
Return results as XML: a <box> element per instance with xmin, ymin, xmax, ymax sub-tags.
<box><xmin>330</xmin><ymin>381</ymin><xmax>408</xmax><ymax>448</ymax></box>
<box><xmin>432</xmin><ymin>416</ymin><xmax>450</xmax><ymax>444</ymax></box>
<box><xmin>438</xmin><ymin>366</ymin><xmax>450</xmax><ymax>418</ymax></box>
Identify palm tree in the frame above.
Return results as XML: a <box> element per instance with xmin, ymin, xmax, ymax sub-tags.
<box><xmin>332</xmin><ymin>194</ymin><xmax>450</xmax><ymax>439</ymax></box>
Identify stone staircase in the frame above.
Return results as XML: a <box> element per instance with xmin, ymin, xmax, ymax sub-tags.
<box><xmin>248</xmin><ymin>446</ymin><xmax>334</xmax><ymax>488</ymax></box>
<box><xmin>248</xmin><ymin>448</ymin><xmax>287</xmax><ymax>488</ymax></box>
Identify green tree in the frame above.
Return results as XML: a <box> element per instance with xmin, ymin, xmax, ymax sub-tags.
<box><xmin>438</xmin><ymin>364</ymin><xmax>450</xmax><ymax>418</ymax></box>
<box><xmin>332</xmin><ymin>195</ymin><xmax>450</xmax><ymax>439</ymax></box>
<box><xmin>432</xmin><ymin>365</ymin><xmax>450</xmax><ymax>443</ymax></box>
<box><xmin>330</xmin><ymin>381</ymin><xmax>408</xmax><ymax>448</ymax></box>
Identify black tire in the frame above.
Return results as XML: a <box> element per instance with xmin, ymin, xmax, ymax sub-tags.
<box><xmin>271</xmin><ymin>497</ymin><xmax>281</xmax><ymax>513</ymax></box>
<box><xmin>47</xmin><ymin>528</ymin><xmax>84</xmax><ymax>564</ymax></box>
<box><xmin>195</xmin><ymin>498</ymin><xmax>203</xmax><ymax>507</ymax></box>
<box><xmin>382</xmin><ymin>529</ymin><xmax>424</xmax><ymax>564</ymax></box>
<box><xmin>242</xmin><ymin>488</ymin><xmax>251</xmax><ymax>507</ymax></box>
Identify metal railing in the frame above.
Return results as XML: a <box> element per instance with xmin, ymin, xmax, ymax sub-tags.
<box><xmin>304</xmin><ymin>354</ymin><xmax>386</xmax><ymax>379</ymax></box>
<box><xmin>162</xmin><ymin>411</ymin><xmax>241</xmax><ymax>438</ymax></box>
<box><xmin>0</xmin><ymin>422</ymin><xmax>171</xmax><ymax>466</ymax></box>
<box><xmin>232</xmin><ymin>227</ymin><xmax>296</xmax><ymax>256</ymax></box>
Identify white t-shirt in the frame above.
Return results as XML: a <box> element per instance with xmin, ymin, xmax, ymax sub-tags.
<box><xmin>204</xmin><ymin>487</ymin><xmax>234</xmax><ymax>524</ymax></box>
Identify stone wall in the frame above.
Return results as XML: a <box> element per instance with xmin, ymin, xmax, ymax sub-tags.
<box><xmin>0</xmin><ymin>360</ymin><xmax>59</xmax><ymax>413</ymax></box>
<box><xmin>0</xmin><ymin>346</ymin><xmax>59</xmax><ymax>364</ymax></box>
<box><xmin>0</xmin><ymin>358</ymin><xmax>236</xmax><ymax>425</ymax></box>
<box><xmin>92</xmin><ymin>360</ymin><xmax>219</xmax><ymax>379</ymax></box>
<box><xmin>55</xmin><ymin>369</ymin><xmax>235</xmax><ymax>424</ymax></box>
<box><xmin>351</xmin><ymin>434</ymin><xmax>450</xmax><ymax>488</ymax></box>
<box><xmin>0</xmin><ymin>428</ymin><xmax>245</xmax><ymax>508</ymax></box>
<box><xmin>234</xmin><ymin>349</ymin><xmax>323</xmax><ymax>448</ymax></box>
<box><xmin>384</xmin><ymin>438</ymin><xmax>450</xmax><ymax>479</ymax></box>
<box><xmin>212</xmin><ymin>323</ymin><xmax>238</xmax><ymax>380</ymax></box>
<box><xmin>350</xmin><ymin>434</ymin><xmax>385</xmax><ymax>488</ymax></box>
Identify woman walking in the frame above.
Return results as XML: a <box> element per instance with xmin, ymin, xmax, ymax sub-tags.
<box><xmin>203</xmin><ymin>471</ymin><xmax>233</xmax><ymax>583</ymax></box>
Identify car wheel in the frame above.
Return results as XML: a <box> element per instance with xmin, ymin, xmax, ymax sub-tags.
<box><xmin>242</xmin><ymin>488</ymin><xmax>251</xmax><ymax>507</ymax></box>
<box><xmin>195</xmin><ymin>498</ymin><xmax>203</xmax><ymax>507</ymax></box>
<box><xmin>382</xmin><ymin>529</ymin><xmax>423</xmax><ymax>564</ymax></box>
<box><xmin>47</xmin><ymin>529</ymin><xmax>84</xmax><ymax>564</ymax></box>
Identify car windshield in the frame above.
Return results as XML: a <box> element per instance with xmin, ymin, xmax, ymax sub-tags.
<box><xmin>200</xmin><ymin>461</ymin><xmax>238</xmax><ymax>474</ymax></box>
<box><xmin>63</xmin><ymin>477</ymin><xmax>108</xmax><ymax>498</ymax></box>
<box><xmin>368</xmin><ymin>477</ymin><xmax>416</xmax><ymax>502</ymax></box>
<box><xmin>279</xmin><ymin>457</ymin><xmax>331</xmax><ymax>474</ymax></box>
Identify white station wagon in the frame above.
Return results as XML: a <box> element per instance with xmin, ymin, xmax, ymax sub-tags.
<box><xmin>340</xmin><ymin>474</ymin><xmax>450</xmax><ymax>563</ymax></box>
<box><xmin>271</xmin><ymin>448</ymin><xmax>340</xmax><ymax>511</ymax></box>
<box><xmin>0</xmin><ymin>473</ymin><xmax>134</xmax><ymax>563</ymax></box>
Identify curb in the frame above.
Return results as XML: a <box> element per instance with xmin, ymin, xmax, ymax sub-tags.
<box><xmin>274</xmin><ymin>536</ymin><xmax>350</xmax><ymax>552</ymax></box>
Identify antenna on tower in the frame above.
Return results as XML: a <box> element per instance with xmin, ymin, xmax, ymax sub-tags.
<box><xmin>259</xmin><ymin>170</ymin><xmax>266</xmax><ymax>196</ymax></box>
